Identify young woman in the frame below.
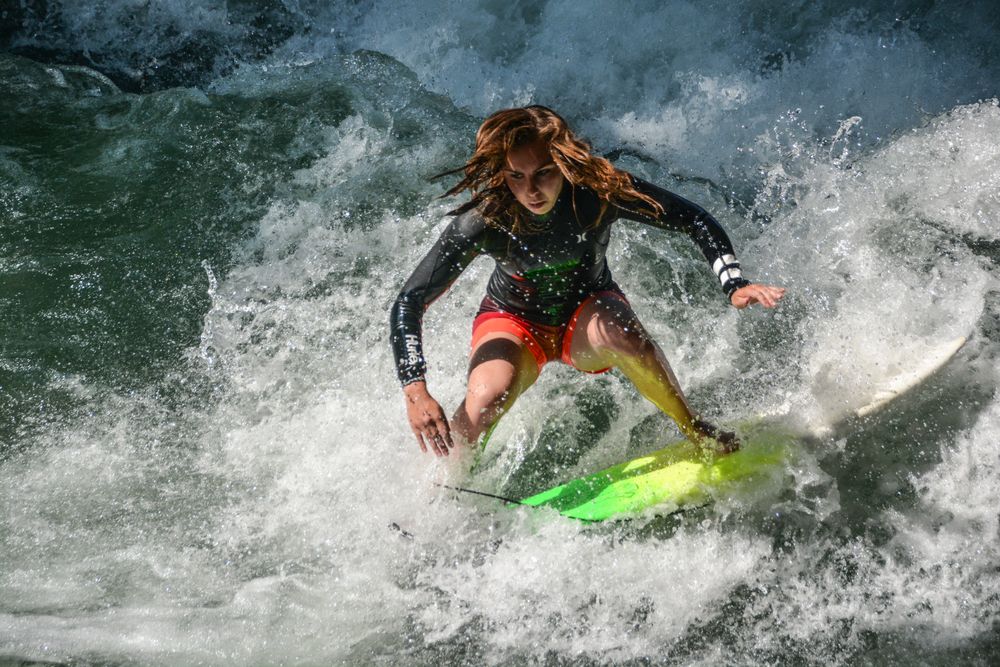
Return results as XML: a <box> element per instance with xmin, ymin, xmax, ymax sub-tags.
<box><xmin>390</xmin><ymin>106</ymin><xmax>784</xmax><ymax>457</ymax></box>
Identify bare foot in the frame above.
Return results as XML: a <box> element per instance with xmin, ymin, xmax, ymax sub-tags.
<box><xmin>692</xmin><ymin>418</ymin><xmax>740</xmax><ymax>455</ymax></box>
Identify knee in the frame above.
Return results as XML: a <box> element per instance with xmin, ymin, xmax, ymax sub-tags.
<box><xmin>466</xmin><ymin>377</ymin><xmax>514</xmax><ymax>410</ymax></box>
<box><xmin>462</xmin><ymin>372</ymin><xmax>524</xmax><ymax>434</ymax></box>
<box><xmin>465</xmin><ymin>363</ymin><xmax>535</xmax><ymax>413</ymax></box>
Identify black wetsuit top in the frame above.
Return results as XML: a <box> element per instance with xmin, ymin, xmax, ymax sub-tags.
<box><xmin>390</xmin><ymin>174</ymin><xmax>750</xmax><ymax>385</ymax></box>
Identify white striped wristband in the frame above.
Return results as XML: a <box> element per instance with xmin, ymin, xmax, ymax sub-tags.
<box><xmin>712</xmin><ymin>254</ymin><xmax>750</xmax><ymax>297</ymax></box>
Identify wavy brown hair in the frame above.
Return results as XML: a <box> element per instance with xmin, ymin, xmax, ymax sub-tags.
<box><xmin>439</xmin><ymin>105</ymin><xmax>663</xmax><ymax>234</ymax></box>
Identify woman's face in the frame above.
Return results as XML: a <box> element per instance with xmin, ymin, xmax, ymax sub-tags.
<box><xmin>503</xmin><ymin>139</ymin><xmax>564</xmax><ymax>216</ymax></box>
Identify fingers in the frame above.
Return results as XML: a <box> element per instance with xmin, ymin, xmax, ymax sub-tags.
<box><xmin>733</xmin><ymin>284</ymin><xmax>786</xmax><ymax>309</ymax></box>
<box><xmin>429</xmin><ymin>429</ymin><xmax>450</xmax><ymax>457</ymax></box>
<box><xmin>753</xmin><ymin>287</ymin><xmax>775</xmax><ymax>308</ymax></box>
<box><xmin>406</xmin><ymin>392</ymin><xmax>455</xmax><ymax>457</ymax></box>
<box><xmin>412</xmin><ymin>429</ymin><xmax>428</xmax><ymax>454</ymax></box>
<box><xmin>756</xmin><ymin>285</ymin><xmax>786</xmax><ymax>308</ymax></box>
<box><xmin>434</xmin><ymin>416</ymin><xmax>455</xmax><ymax>456</ymax></box>
<box><xmin>417</xmin><ymin>427</ymin><xmax>445</xmax><ymax>457</ymax></box>
<box><xmin>412</xmin><ymin>418</ymin><xmax>453</xmax><ymax>456</ymax></box>
<box><xmin>415</xmin><ymin>429</ymin><xmax>443</xmax><ymax>456</ymax></box>
<box><xmin>437</xmin><ymin>416</ymin><xmax>455</xmax><ymax>450</ymax></box>
<box><xmin>424</xmin><ymin>412</ymin><xmax>453</xmax><ymax>456</ymax></box>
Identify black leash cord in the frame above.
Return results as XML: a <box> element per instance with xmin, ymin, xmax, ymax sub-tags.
<box><xmin>433</xmin><ymin>482</ymin><xmax>527</xmax><ymax>506</ymax></box>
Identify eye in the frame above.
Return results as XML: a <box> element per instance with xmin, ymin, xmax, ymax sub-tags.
<box><xmin>508</xmin><ymin>172</ymin><xmax>523</xmax><ymax>180</ymax></box>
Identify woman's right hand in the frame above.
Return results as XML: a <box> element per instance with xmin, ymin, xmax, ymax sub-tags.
<box><xmin>403</xmin><ymin>381</ymin><xmax>454</xmax><ymax>456</ymax></box>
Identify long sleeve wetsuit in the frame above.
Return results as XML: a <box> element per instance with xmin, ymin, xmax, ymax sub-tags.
<box><xmin>389</xmin><ymin>174</ymin><xmax>750</xmax><ymax>386</ymax></box>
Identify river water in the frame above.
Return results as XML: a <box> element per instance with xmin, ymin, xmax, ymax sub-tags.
<box><xmin>2</xmin><ymin>1</ymin><xmax>999</xmax><ymax>664</ymax></box>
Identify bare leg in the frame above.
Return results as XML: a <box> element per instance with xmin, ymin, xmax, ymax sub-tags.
<box><xmin>451</xmin><ymin>332</ymin><xmax>540</xmax><ymax>446</ymax></box>
<box><xmin>567</xmin><ymin>296</ymin><xmax>737</xmax><ymax>452</ymax></box>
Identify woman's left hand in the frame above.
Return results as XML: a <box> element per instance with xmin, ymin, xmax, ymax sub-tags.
<box><xmin>730</xmin><ymin>284</ymin><xmax>786</xmax><ymax>309</ymax></box>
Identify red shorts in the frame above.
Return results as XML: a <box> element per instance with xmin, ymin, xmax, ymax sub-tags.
<box><xmin>470</xmin><ymin>289</ymin><xmax>630</xmax><ymax>374</ymax></box>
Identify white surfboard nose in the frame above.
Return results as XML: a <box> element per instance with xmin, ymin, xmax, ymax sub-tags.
<box><xmin>806</xmin><ymin>334</ymin><xmax>969</xmax><ymax>438</ymax></box>
<box><xmin>854</xmin><ymin>335</ymin><xmax>968</xmax><ymax>417</ymax></box>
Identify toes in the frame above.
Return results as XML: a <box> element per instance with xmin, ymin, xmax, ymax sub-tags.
<box><xmin>691</xmin><ymin>418</ymin><xmax>740</xmax><ymax>454</ymax></box>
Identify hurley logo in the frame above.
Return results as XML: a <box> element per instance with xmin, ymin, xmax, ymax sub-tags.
<box><xmin>404</xmin><ymin>335</ymin><xmax>421</xmax><ymax>366</ymax></box>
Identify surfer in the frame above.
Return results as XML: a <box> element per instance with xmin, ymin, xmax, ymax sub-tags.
<box><xmin>391</xmin><ymin>106</ymin><xmax>784</xmax><ymax>457</ymax></box>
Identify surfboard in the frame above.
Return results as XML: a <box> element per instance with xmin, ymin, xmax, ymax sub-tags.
<box><xmin>389</xmin><ymin>333</ymin><xmax>972</xmax><ymax>541</ymax></box>
<box><xmin>854</xmin><ymin>335</ymin><xmax>967</xmax><ymax>417</ymax></box>
<box><xmin>513</xmin><ymin>334</ymin><xmax>969</xmax><ymax>521</ymax></box>
<box><xmin>518</xmin><ymin>434</ymin><xmax>794</xmax><ymax>521</ymax></box>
